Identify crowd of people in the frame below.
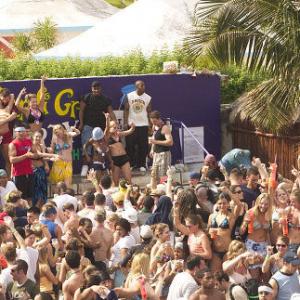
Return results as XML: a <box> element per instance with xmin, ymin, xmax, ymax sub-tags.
<box><xmin>0</xmin><ymin>77</ymin><xmax>300</xmax><ymax>299</ymax></box>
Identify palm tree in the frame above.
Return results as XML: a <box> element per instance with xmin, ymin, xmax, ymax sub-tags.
<box><xmin>33</xmin><ymin>17</ymin><xmax>57</xmax><ymax>50</ymax></box>
<box><xmin>185</xmin><ymin>0</ymin><xmax>300</xmax><ymax>133</ymax></box>
<box><xmin>12</xmin><ymin>32</ymin><xmax>33</xmax><ymax>55</ymax></box>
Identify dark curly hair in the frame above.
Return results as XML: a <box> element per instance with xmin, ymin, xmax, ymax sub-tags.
<box><xmin>176</xmin><ymin>189</ymin><xmax>198</xmax><ymax>221</ymax></box>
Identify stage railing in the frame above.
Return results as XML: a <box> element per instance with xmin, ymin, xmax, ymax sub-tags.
<box><xmin>168</xmin><ymin>118</ymin><xmax>209</xmax><ymax>164</ymax></box>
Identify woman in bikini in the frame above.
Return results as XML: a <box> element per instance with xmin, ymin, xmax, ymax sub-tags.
<box><xmin>240</xmin><ymin>193</ymin><xmax>272</xmax><ymax>279</ymax></box>
<box><xmin>262</xmin><ymin>235</ymin><xmax>289</xmax><ymax>278</ymax></box>
<box><xmin>229</xmin><ymin>185</ymin><xmax>248</xmax><ymax>240</ymax></box>
<box><xmin>105</xmin><ymin>113</ymin><xmax>135</xmax><ymax>185</ymax></box>
<box><xmin>49</xmin><ymin>124</ymin><xmax>80</xmax><ymax>187</ymax></box>
<box><xmin>222</xmin><ymin>240</ymin><xmax>252</xmax><ymax>285</ymax></box>
<box><xmin>0</xmin><ymin>89</ymin><xmax>17</xmax><ymax>175</ymax></box>
<box><xmin>286</xmin><ymin>190</ymin><xmax>300</xmax><ymax>255</ymax></box>
<box><xmin>173</xmin><ymin>212</ymin><xmax>212</xmax><ymax>260</ymax></box>
<box><xmin>271</xmin><ymin>187</ymin><xmax>290</xmax><ymax>245</ymax></box>
<box><xmin>208</xmin><ymin>192</ymin><xmax>237</xmax><ymax>271</ymax></box>
<box><xmin>15</xmin><ymin>76</ymin><xmax>46</xmax><ymax>133</ymax></box>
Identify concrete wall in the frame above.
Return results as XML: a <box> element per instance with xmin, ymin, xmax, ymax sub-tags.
<box><xmin>221</xmin><ymin>104</ymin><xmax>233</xmax><ymax>156</ymax></box>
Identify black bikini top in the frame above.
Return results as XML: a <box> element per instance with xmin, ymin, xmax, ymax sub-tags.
<box><xmin>27</xmin><ymin>108</ymin><xmax>45</xmax><ymax>124</ymax></box>
<box><xmin>211</xmin><ymin>214</ymin><xmax>230</xmax><ymax>229</ymax></box>
<box><xmin>108</xmin><ymin>135</ymin><xmax>121</xmax><ymax>145</ymax></box>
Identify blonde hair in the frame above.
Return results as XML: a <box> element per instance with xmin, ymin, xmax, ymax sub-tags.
<box><xmin>253</xmin><ymin>193</ymin><xmax>273</xmax><ymax>221</ymax></box>
<box><xmin>154</xmin><ymin>223</ymin><xmax>169</xmax><ymax>238</ymax></box>
<box><xmin>227</xmin><ymin>240</ymin><xmax>246</xmax><ymax>260</ymax></box>
<box><xmin>25</xmin><ymin>94</ymin><xmax>37</xmax><ymax>102</ymax></box>
<box><xmin>107</xmin><ymin>212</ymin><xmax>120</xmax><ymax>223</ymax></box>
<box><xmin>130</xmin><ymin>253</ymin><xmax>150</xmax><ymax>276</ymax></box>
<box><xmin>275</xmin><ymin>187</ymin><xmax>288</xmax><ymax>207</ymax></box>
<box><xmin>38</xmin><ymin>247</ymin><xmax>49</xmax><ymax>264</ymax></box>
<box><xmin>53</xmin><ymin>124</ymin><xmax>69</xmax><ymax>143</ymax></box>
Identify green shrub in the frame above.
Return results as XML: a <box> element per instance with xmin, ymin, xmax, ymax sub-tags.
<box><xmin>0</xmin><ymin>50</ymin><xmax>267</xmax><ymax>104</ymax></box>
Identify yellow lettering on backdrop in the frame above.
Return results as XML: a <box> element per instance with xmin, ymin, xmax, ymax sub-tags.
<box><xmin>54</xmin><ymin>88</ymin><xmax>74</xmax><ymax>117</ymax></box>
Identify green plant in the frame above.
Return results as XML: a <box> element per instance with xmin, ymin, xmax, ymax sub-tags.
<box><xmin>105</xmin><ymin>0</ymin><xmax>134</xmax><ymax>8</ymax></box>
<box><xmin>12</xmin><ymin>33</ymin><xmax>33</xmax><ymax>55</ymax></box>
<box><xmin>33</xmin><ymin>17</ymin><xmax>57</xmax><ymax>50</ymax></box>
<box><xmin>185</xmin><ymin>0</ymin><xmax>300</xmax><ymax>133</ymax></box>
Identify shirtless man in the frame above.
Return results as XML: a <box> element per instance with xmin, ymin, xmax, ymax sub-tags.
<box><xmin>62</xmin><ymin>250</ymin><xmax>84</xmax><ymax>300</ymax></box>
<box><xmin>88</xmin><ymin>209</ymin><xmax>113</xmax><ymax>272</ymax></box>
<box><xmin>62</xmin><ymin>203</ymin><xmax>80</xmax><ymax>243</ymax></box>
<box><xmin>0</xmin><ymin>89</ymin><xmax>17</xmax><ymax>175</ymax></box>
<box><xmin>189</xmin><ymin>270</ymin><xmax>225</xmax><ymax>300</ymax></box>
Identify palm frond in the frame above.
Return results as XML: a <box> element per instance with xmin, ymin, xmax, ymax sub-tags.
<box><xmin>186</xmin><ymin>0</ymin><xmax>300</xmax><ymax>132</ymax></box>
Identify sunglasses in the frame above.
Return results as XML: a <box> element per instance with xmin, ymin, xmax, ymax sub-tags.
<box><xmin>276</xmin><ymin>244</ymin><xmax>287</xmax><ymax>248</ymax></box>
<box><xmin>234</xmin><ymin>190</ymin><xmax>243</xmax><ymax>194</ymax></box>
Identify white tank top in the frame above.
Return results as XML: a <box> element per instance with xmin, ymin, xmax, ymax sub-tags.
<box><xmin>127</xmin><ymin>91</ymin><xmax>151</xmax><ymax>127</ymax></box>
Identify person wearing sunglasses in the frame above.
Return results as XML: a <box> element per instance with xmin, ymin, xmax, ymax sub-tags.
<box><xmin>258</xmin><ymin>283</ymin><xmax>273</xmax><ymax>300</ymax></box>
<box><xmin>262</xmin><ymin>236</ymin><xmax>289</xmax><ymax>278</ymax></box>
<box><xmin>229</xmin><ymin>185</ymin><xmax>248</xmax><ymax>240</ymax></box>
<box><xmin>6</xmin><ymin>259</ymin><xmax>39</xmax><ymax>300</ymax></box>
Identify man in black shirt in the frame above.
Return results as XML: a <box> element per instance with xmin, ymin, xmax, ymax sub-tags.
<box><xmin>79</xmin><ymin>81</ymin><xmax>116</xmax><ymax>176</ymax></box>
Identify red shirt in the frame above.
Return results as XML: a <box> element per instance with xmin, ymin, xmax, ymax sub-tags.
<box><xmin>11</xmin><ymin>138</ymin><xmax>33</xmax><ymax>176</ymax></box>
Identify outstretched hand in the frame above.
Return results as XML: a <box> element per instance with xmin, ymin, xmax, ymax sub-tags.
<box><xmin>41</xmin><ymin>75</ymin><xmax>47</xmax><ymax>82</ymax></box>
<box><xmin>87</xmin><ymin>168</ymin><xmax>96</xmax><ymax>182</ymax></box>
<box><xmin>19</xmin><ymin>87</ymin><xmax>26</xmax><ymax>97</ymax></box>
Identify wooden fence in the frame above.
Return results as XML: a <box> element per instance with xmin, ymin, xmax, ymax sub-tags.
<box><xmin>231</xmin><ymin>121</ymin><xmax>300</xmax><ymax>179</ymax></box>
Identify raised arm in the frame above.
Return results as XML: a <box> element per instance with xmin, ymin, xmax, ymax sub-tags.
<box><xmin>107</xmin><ymin>105</ymin><xmax>116</xmax><ymax>122</ymax></box>
<box><xmin>68</xmin><ymin>126</ymin><xmax>80</xmax><ymax>137</ymax></box>
<box><xmin>119</xmin><ymin>123</ymin><xmax>135</xmax><ymax>137</ymax></box>
<box><xmin>103</xmin><ymin>112</ymin><xmax>111</xmax><ymax>139</ymax></box>
<box><xmin>223</xmin><ymin>252</ymin><xmax>249</xmax><ymax>273</ymax></box>
<box><xmin>15</xmin><ymin>87</ymin><xmax>28</xmax><ymax>115</ymax></box>
<box><xmin>38</xmin><ymin>76</ymin><xmax>46</xmax><ymax>111</ymax></box>
<box><xmin>173</xmin><ymin>205</ymin><xmax>190</xmax><ymax>236</ymax></box>
<box><xmin>166</xmin><ymin>167</ymin><xmax>173</xmax><ymax>199</ymax></box>
<box><xmin>79</xmin><ymin>99</ymin><xmax>86</xmax><ymax>132</ymax></box>
<box><xmin>5</xmin><ymin>93</ymin><xmax>15</xmax><ymax>113</ymax></box>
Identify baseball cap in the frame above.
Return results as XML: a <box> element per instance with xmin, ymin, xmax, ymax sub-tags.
<box><xmin>0</xmin><ymin>169</ymin><xmax>7</xmax><ymax>177</ymax></box>
<box><xmin>92</xmin><ymin>127</ymin><xmax>104</xmax><ymax>141</ymax></box>
<box><xmin>140</xmin><ymin>225</ymin><xmax>153</xmax><ymax>239</ymax></box>
<box><xmin>175</xmin><ymin>242</ymin><xmax>183</xmax><ymax>249</ymax></box>
<box><xmin>189</xmin><ymin>172</ymin><xmax>200</xmax><ymax>180</ymax></box>
<box><xmin>283</xmin><ymin>251</ymin><xmax>300</xmax><ymax>265</ymax></box>
<box><xmin>14</xmin><ymin>127</ymin><xmax>26</xmax><ymax>132</ymax></box>
<box><xmin>150</xmin><ymin>184</ymin><xmax>166</xmax><ymax>197</ymax></box>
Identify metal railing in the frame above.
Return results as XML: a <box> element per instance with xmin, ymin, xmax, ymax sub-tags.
<box><xmin>167</xmin><ymin>118</ymin><xmax>209</xmax><ymax>164</ymax></box>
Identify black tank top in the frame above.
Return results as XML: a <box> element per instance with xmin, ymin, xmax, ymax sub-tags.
<box><xmin>154</xmin><ymin>126</ymin><xmax>170</xmax><ymax>153</ymax></box>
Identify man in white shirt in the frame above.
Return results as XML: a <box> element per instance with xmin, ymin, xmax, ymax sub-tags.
<box><xmin>167</xmin><ymin>256</ymin><xmax>203</xmax><ymax>300</ymax></box>
<box><xmin>53</xmin><ymin>182</ymin><xmax>78</xmax><ymax>230</ymax></box>
<box><xmin>0</xmin><ymin>169</ymin><xmax>17</xmax><ymax>206</ymax></box>
<box><xmin>124</xmin><ymin>80</ymin><xmax>152</xmax><ymax>172</ymax></box>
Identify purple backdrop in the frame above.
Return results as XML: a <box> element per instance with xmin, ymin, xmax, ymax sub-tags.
<box><xmin>0</xmin><ymin>74</ymin><xmax>221</xmax><ymax>173</ymax></box>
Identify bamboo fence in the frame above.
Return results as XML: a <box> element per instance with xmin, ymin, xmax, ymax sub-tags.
<box><xmin>231</xmin><ymin>120</ymin><xmax>300</xmax><ymax>179</ymax></box>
